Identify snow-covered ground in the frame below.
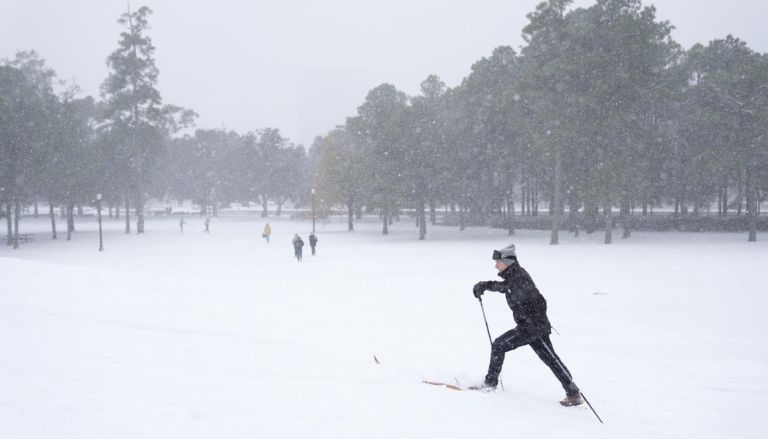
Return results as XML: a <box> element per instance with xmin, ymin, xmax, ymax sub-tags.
<box><xmin>1</xmin><ymin>215</ymin><xmax>767</xmax><ymax>438</ymax></box>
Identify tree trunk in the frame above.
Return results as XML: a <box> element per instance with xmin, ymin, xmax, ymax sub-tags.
<box><xmin>418</xmin><ymin>200</ymin><xmax>427</xmax><ymax>241</ymax></box>
<box><xmin>34</xmin><ymin>201</ymin><xmax>38</xmax><ymax>218</ymax></box>
<box><xmin>459</xmin><ymin>204</ymin><xmax>466</xmax><ymax>231</ymax></box>
<box><xmin>737</xmin><ymin>169</ymin><xmax>744</xmax><ymax>216</ymax></box>
<box><xmin>382</xmin><ymin>212</ymin><xmax>389</xmax><ymax>235</ymax></box>
<box><xmin>49</xmin><ymin>202</ymin><xmax>57</xmax><ymax>240</ymax></box>
<box><xmin>550</xmin><ymin>145</ymin><xmax>562</xmax><ymax>245</ymax></box>
<box><xmin>67</xmin><ymin>204</ymin><xmax>74</xmax><ymax>241</ymax></box>
<box><xmin>124</xmin><ymin>197</ymin><xmax>131</xmax><ymax>234</ymax></box>
<box><xmin>68</xmin><ymin>203</ymin><xmax>75</xmax><ymax>233</ymax></box>
<box><xmin>77</xmin><ymin>204</ymin><xmax>84</xmax><ymax>217</ymax></box>
<box><xmin>621</xmin><ymin>197</ymin><xmax>631</xmax><ymax>239</ymax></box>
<box><xmin>747</xmin><ymin>167</ymin><xmax>757</xmax><ymax>242</ymax></box>
<box><xmin>719</xmin><ymin>177</ymin><xmax>728</xmax><ymax>217</ymax></box>
<box><xmin>13</xmin><ymin>199</ymin><xmax>20</xmax><ymax>249</ymax></box>
<box><xmin>570</xmin><ymin>203</ymin><xmax>580</xmax><ymax>237</ymax></box>
<box><xmin>585</xmin><ymin>201</ymin><xmax>597</xmax><ymax>234</ymax></box>
<box><xmin>717</xmin><ymin>187</ymin><xmax>722</xmax><ymax>216</ymax></box>
<box><xmin>429</xmin><ymin>201</ymin><xmax>436</xmax><ymax>225</ymax></box>
<box><xmin>508</xmin><ymin>198</ymin><xmax>516</xmax><ymax>236</ymax></box>
<box><xmin>522</xmin><ymin>183</ymin><xmax>528</xmax><ymax>216</ymax></box>
<box><xmin>604</xmin><ymin>203</ymin><xmax>612</xmax><ymax>244</ymax></box>
<box><xmin>260</xmin><ymin>195</ymin><xmax>268</xmax><ymax>217</ymax></box>
<box><xmin>136</xmin><ymin>194</ymin><xmax>144</xmax><ymax>234</ymax></box>
<box><xmin>5</xmin><ymin>202</ymin><xmax>11</xmax><ymax>246</ymax></box>
<box><xmin>526</xmin><ymin>181</ymin><xmax>531</xmax><ymax>216</ymax></box>
<box><xmin>346</xmin><ymin>198</ymin><xmax>354</xmax><ymax>232</ymax></box>
<box><xmin>526</xmin><ymin>175</ymin><xmax>532</xmax><ymax>215</ymax></box>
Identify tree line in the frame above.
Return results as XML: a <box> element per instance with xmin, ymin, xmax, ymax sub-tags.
<box><xmin>312</xmin><ymin>0</ymin><xmax>768</xmax><ymax>242</ymax></box>
<box><xmin>1</xmin><ymin>6</ymin><xmax>307</xmax><ymax>248</ymax></box>
<box><xmin>2</xmin><ymin>0</ymin><xmax>767</xmax><ymax>249</ymax></box>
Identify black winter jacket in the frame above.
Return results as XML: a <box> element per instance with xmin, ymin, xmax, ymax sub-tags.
<box><xmin>483</xmin><ymin>263</ymin><xmax>552</xmax><ymax>336</ymax></box>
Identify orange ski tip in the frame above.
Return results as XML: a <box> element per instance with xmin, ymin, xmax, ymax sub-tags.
<box><xmin>423</xmin><ymin>380</ymin><xmax>462</xmax><ymax>391</ymax></box>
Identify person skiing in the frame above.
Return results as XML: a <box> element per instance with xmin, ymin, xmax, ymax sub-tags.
<box><xmin>179</xmin><ymin>217</ymin><xmax>186</xmax><ymax>233</ymax></box>
<box><xmin>262</xmin><ymin>223</ymin><xmax>271</xmax><ymax>243</ymax></box>
<box><xmin>471</xmin><ymin>244</ymin><xmax>583</xmax><ymax>407</ymax></box>
<box><xmin>309</xmin><ymin>232</ymin><xmax>318</xmax><ymax>256</ymax></box>
<box><xmin>292</xmin><ymin>234</ymin><xmax>304</xmax><ymax>262</ymax></box>
<box><xmin>204</xmin><ymin>216</ymin><xmax>210</xmax><ymax>233</ymax></box>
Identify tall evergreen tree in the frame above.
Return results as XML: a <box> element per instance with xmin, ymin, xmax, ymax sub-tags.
<box><xmin>101</xmin><ymin>5</ymin><xmax>194</xmax><ymax>234</ymax></box>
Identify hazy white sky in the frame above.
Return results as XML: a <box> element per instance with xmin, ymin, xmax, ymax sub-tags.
<box><xmin>1</xmin><ymin>0</ymin><xmax>766</xmax><ymax>147</ymax></box>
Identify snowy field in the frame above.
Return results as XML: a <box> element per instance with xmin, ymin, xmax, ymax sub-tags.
<box><xmin>1</xmin><ymin>214</ymin><xmax>767</xmax><ymax>439</ymax></box>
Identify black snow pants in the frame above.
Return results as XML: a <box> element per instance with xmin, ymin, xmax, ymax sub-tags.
<box><xmin>485</xmin><ymin>328</ymin><xmax>578</xmax><ymax>395</ymax></box>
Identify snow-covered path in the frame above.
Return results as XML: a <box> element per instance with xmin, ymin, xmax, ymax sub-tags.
<box><xmin>1</xmin><ymin>215</ymin><xmax>767</xmax><ymax>438</ymax></box>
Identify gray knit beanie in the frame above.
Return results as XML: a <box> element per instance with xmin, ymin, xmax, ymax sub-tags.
<box><xmin>493</xmin><ymin>244</ymin><xmax>517</xmax><ymax>265</ymax></box>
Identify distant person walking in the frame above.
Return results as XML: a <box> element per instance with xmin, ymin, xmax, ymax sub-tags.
<box><xmin>292</xmin><ymin>234</ymin><xmax>304</xmax><ymax>262</ymax></box>
<box><xmin>204</xmin><ymin>216</ymin><xmax>210</xmax><ymax>233</ymax></box>
<box><xmin>309</xmin><ymin>232</ymin><xmax>318</xmax><ymax>256</ymax></box>
<box><xmin>179</xmin><ymin>217</ymin><xmax>186</xmax><ymax>233</ymax></box>
<box><xmin>262</xmin><ymin>223</ymin><xmax>271</xmax><ymax>243</ymax></box>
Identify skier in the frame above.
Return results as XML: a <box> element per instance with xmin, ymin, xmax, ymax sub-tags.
<box><xmin>471</xmin><ymin>244</ymin><xmax>583</xmax><ymax>407</ymax></box>
<box><xmin>204</xmin><ymin>216</ymin><xmax>210</xmax><ymax>233</ymax></box>
<box><xmin>309</xmin><ymin>232</ymin><xmax>318</xmax><ymax>256</ymax></box>
<box><xmin>262</xmin><ymin>223</ymin><xmax>271</xmax><ymax>243</ymax></box>
<box><xmin>179</xmin><ymin>217</ymin><xmax>186</xmax><ymax>233</ymax></box>
<box><xmin>292</xmin><ymin>234</ymin><xmax>304</xmax><ymax>262</ymax></box>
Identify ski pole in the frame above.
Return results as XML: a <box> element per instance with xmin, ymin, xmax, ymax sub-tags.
<box><xmin>478</xmin><ymin>297</ymin><xmax>494</xmax><ymax>347</ymax></box>
<box><xmin>539</xmin><ymin>338</ymin><xmax>603</xmax><ymax>424</ymax></box>
<box><xmin>478</xmin><ymin>297</ymin><xmax>504</xmax><ymax>391</ymax></box>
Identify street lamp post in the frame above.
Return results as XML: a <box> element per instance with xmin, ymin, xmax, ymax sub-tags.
<box><xmin>96</xmin><ymin>193</ymin><xmax>104</xmax><ymax>252</ymax></box>
<box><xmin>311</xmin><ymin>188</ymin><xmax>316</xmax><ymax>233</ymax></box>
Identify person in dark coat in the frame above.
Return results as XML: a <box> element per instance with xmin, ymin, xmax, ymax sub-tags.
<box><xmin>309</xmin><ymin>233</ymin><xmax>318</xmax><ymax>256</ymax></box>
<box><xmin>471</xmin><ymin>244</ymin><xmax>583</xmax><ymax>406</ymax></box>
<box><xmin>292</xmin><ymin>234</ymin><xmax>304</xmax><ymax>262</ymax></box>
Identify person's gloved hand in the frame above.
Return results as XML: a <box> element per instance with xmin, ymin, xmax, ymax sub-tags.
<box><xmin>473</xmin><ymin>282</ymin><xmax>487</xmax><ymax>299</ymax></box>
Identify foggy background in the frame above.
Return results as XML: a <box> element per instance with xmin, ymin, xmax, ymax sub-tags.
<box><xmin>2</xmin><ymin>0</ymin><xmax>766</xmax><ymax>147</ymax></box>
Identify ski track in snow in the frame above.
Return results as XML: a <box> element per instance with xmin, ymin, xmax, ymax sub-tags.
<box><xmin>1</xmin><ymin>214</ymin><xmax>767</xmax><ymax>438</ymax></box>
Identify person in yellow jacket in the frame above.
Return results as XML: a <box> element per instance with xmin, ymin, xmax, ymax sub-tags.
<box><xmin>262</xmin><ymin>223</ymin><xmax>271</xmax><ymax>243</ymax></box>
